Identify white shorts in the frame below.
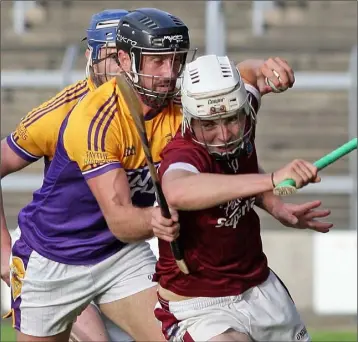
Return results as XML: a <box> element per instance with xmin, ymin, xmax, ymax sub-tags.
<box><xmin>9</xmin><ymin>227</ymin><xmax>157</xmax><ymax>337</ymax></box>
<box><xmin>154</xmin><ymin>270</ymin><xmax>310</xmax><ymax>342</ymax></box>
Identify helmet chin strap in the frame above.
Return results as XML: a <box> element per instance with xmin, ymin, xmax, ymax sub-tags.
<box><xmin>85</xmin><ymin>48</ymin><xmax>93</xmax><ymax>80</ymax></box>
<box><xmin>86</xmin><ymin>49</ymin><xmax>104</xmax><ymax>88</ymax></box>
<box><xmin>210</xmin><ymin>142</ymin><xmax>245</xmax><ymax>161</ymax></box>
<box><xmin>88</xmin><ymin>67</ymin><xmax>103</xmax><ymax>88</ymax></box>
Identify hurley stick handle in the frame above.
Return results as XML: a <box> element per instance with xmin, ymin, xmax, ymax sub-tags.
<box><xmin>273</xmin><ymin>138</ymin><xmax>357</xmax><ymax>196</ymax></box>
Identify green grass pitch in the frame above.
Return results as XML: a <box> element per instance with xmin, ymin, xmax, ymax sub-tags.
<box><xmin>1</xmin><ymin>322</ymin><xmax>357</xmax><ymax>341</ymax></box>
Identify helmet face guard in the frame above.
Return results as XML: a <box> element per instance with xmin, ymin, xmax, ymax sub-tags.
<box><xmin>86</xmin><ymin>42</ymin><xmax>119</xmax><ymax>87</ymax></box>
<box><xmin>184</xmin><ymin>95</ymin><xmax>256</xmax><ymax>161</ymax></box>
<box><xmin>125</xmin><ymin>47</ymin><xmax>196</xmax><ymax>110</ymax></box>
<box><xmin>116</xmin><ymin>8</ymin><xmax>194</xmax><ymax>110</ymax></box>
<box><xmin>85</xmin><ymin>10</ymin><xmax>128</xmax><ymax>86</ymax></box>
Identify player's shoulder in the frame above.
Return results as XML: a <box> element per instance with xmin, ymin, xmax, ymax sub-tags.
<box><xmin>243</xmin><ymin>82</ymin><xmax>261</xmax><ymax>112</ymax></box>
<box><xmin>74</xmin><ymin>78</ymin><xmax>117</xmax><ymax>116</ymax></box>
<box><xmin>40</xmin><ymin>79</ymin><xmax>89</xmax><ymax>109</ymax></box>
<box><xmin>21</xmin><ymin>78</ymin><xmax>89</xmax><ymax>121</ymax></box>
<box><xmin>14</xmin><ymin>79</ymin><xmax>89</xmax><ymax>141</ymax></box>
<box><xmin>65</xmin><ymin>78</ymin><xmax>120</xmax><ymax>147</ymax></box>
<box><xmin>164</xmin><ymin>130</ymin><xmax>192</xmax><ymax>149</ymax></box>
<box><xmin>161</xmin><ymin>131</ymin><xmax>212</xmax><ymax>166</ymax></box>
<box><xmin>62</xmin><ymin>79</ymin><xmax>89</xmax><ymax>95</ymax></box>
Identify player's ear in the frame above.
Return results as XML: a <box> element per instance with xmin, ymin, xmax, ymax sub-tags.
<box><xmin>118</xmin><ymin>50</ymin><xmax>131</xmax><ymax>73</ymax></box>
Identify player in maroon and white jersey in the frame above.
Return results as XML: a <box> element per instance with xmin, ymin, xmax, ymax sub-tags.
<box><xmin>152</xmin><ymin>55</ymin><xmax>333</xmax><ymax>342</ymax></box>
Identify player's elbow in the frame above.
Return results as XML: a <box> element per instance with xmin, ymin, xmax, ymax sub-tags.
<box><xmin>106</xmin><ymin>220</ymin><xmax>148</xmax><ymax>243</ymax></box>
<box><xmin>1</xmin><ymin>158</ymin><xmax>13</xmax><ymax>178</ymax></box>
<box><xmin>112</xmin><ymin>234</ymin><xmax>142</xmax><ymax>244</ymax></box>
<box><xmin>163</xmin><ymin>184</ymin><xmax>188</xmax><ymax>210</ymax></box>
<box><xmin>163</xmin><ymin>171</ymin><xmax>200</xmax><ymax>210</ymax></box>
<box><xmin>1</xmin><ymin>139</ymin><xmax>30</xmax><ymax>178</ymax></box>
<box><xmin>104</xmin><ymin>207</ymin><xmax>154</xmax><ymax>243</ymax></box>
<box><xmin>1</xmin><ymin>141</ymin><xmax>12</xmax><ymax>178</ymax></box>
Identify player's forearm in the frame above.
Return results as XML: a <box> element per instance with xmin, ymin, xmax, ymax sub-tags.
<box><xmin>164</xmin><ymin>172</ymin><xmax>273</xmax><ymax>211</ymax></box>
<box><xmin>106</xmin><ymin>206</ymin><xmax>154</xmax><ymax>243</ymax></box>
<box><xmin>255</xmin><ymin>165</ymin><xmax>283</xmax><ymax>215</ymax></box>
<box><xmin>255</xmin><ymin>191</ymin><xmax>283</xmax><ymax>215</ymax></box>
<box><xmin>236</xmin><ymin>59</ymin><xmax>264</xmax><ymax>89</ymax></box>
<box><xmin>87</xmin><ymin>169</ymin><xmax>155</xmax><ymax>243</ymax></box>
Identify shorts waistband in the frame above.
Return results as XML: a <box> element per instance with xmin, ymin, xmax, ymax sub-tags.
<box><xmin>157</xmin><ymin>292</ymin><xmax>242</xmax><ymax>314</ymax></box>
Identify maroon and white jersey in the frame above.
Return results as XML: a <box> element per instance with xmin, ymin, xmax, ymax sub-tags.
<box><xmin>154</xmin><ymin>88</ymin><xmax>269</xmax><ymax>297</ymax></box>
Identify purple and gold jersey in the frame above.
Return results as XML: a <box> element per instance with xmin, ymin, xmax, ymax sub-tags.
<box><xmin>17</xmin><ymin>78</ymin><xmax>182</xmax><ymax>265</ymax></box>
<box><xmin>6</xmin><ymin>78</ymin><xmax>95</xmax><ymax>169</ymax></box>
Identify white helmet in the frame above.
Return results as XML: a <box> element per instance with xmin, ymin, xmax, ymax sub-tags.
<box><xmin>181</xmin><ymin>54</ymin><xmax>256</xmax><ymax>159</ymax></box>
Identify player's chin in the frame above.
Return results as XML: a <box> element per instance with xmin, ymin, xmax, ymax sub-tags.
<box><xmin>155</xmin><ymin>86</ymin><xmax>175</xmax><ymax>93</ymax></box>
<box><xmin>211</xmin><ymin>145</ymin><xmax>236</xmax><ymax>155</ymax></box>
<box><xmin>215</xmin><ymin>147</ymin><xmax>229</xmax><ymax>152</ymax></box>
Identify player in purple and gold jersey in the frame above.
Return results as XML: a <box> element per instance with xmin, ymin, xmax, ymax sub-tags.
<box><xmin>1</xmin><ymin>9</ymin><xmax>135</xmax><ymax>342</ymax></box>
<box><xmin>7</xmin><ymin>9</ymin><xmax>190</xmax><ymax>341</ymax></box>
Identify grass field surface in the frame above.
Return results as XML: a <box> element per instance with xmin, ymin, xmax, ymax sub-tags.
<box><xmin>1</xmin><ymin>323</ymin><xmax>357</xmax><ymax>342</ymax></box>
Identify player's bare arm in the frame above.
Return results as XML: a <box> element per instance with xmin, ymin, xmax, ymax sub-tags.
<box><xmin>254</xmin><ymin>164</ymin><xmax>283</xmax><ymax>213</ymax></box>
<box><xmin>162</xmin><ymin>158</ymin><xmax>319</xmax><ymax>212</ymax></box>
<box><xmin>1</xmin><ymin>139</ymin><xmax>32</xmax><ymax>176</ymax></box>
<box><xmin>86</xmin><ymin>168</ymin><xmax>154</xmax><ymax>243</ymax></box>
<box><xmin>237</xmin><ymin>57</ymin><xmax>295</xmax><ymax>95</ymax></box>
<box><xmin>255</xmin><ymin>165</ymin><xmax>332</xmax><ymax>233</ymax></box>
<box><xmin>163</xmin><ymin>168</ymin><xmax>272</xmax><ymax>211</ymax></box>
<box><xmin>1</xmin><ymin>139</ymin><xmax>32</xmax><ymax>286</ymax></box>
<box><xmin>1</xmin><ymin>188</ymin><xmax>11</xmax><ymax>286</ymax></box>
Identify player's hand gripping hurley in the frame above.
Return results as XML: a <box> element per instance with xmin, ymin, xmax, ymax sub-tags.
<box><xmin>274</xmin><ymin>138</ymin><xmax>357</xmax><ymax>196</ymax></box>
<box><xmin>115</xmin><ymin>73</ymin><xmax>189</xmax><ymax>275</ymax></box>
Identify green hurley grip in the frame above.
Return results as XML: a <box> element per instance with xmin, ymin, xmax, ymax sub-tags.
<box><xmin>276</xmin><ymin>138</ymin><xmax>358</xmax><ymax>189</ymax></box>
<box><xmin>275</xmin><ymin>178</ymin><xmax>296</xmax><ymax>189</ymax></box>
<box><xmin>314</xmin><ymin>138</ymin><xmax>357</xmax><ymax>169</ymax></box>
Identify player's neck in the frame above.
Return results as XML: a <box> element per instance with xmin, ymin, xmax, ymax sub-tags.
<box><xmin>142</xmin><ymin>103</ymin><xmax>163</xmax><ymax>121</ymax></box>
<box><xmin>142</xmin><ymin>102</ymin><xmax>152</xmax><ymax>116</ymax></box>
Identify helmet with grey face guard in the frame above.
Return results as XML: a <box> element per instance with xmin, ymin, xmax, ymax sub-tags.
<box><xmin>181</xmin><ymin>55</ymin><xmax>257</xmax><ymax>160</ymax></box>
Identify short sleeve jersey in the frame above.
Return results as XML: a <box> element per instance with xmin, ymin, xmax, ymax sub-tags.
<box><xmin>6</xmin><ymin>78</ymin><xmax>95</xmax><ymax>165</ymax></box>
<box><xmin>17</xmin><ymin>77</ymin><xmax>182</xmax><ymax>265</ymax></box>
<box><xmin>64</xmin><ymin>78</ymin><xmax>182</xmax><ymax>204</ymax></box>
<box><xmin>154</xmin><ymin>85</ymin><xmax>270</xmax><ymax>297</ymax></box>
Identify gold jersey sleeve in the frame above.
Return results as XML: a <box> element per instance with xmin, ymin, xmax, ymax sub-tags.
<box><xmin>6</xmin><ymin>79</ymin><xmax>90</xmax><ymax>162</ymax></box>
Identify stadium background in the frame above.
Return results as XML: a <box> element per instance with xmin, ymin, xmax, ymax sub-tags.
<box><xmin>1</xmin><ymin>1</ymin><xmax>357</xmax><ymax>341</ymax></box>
